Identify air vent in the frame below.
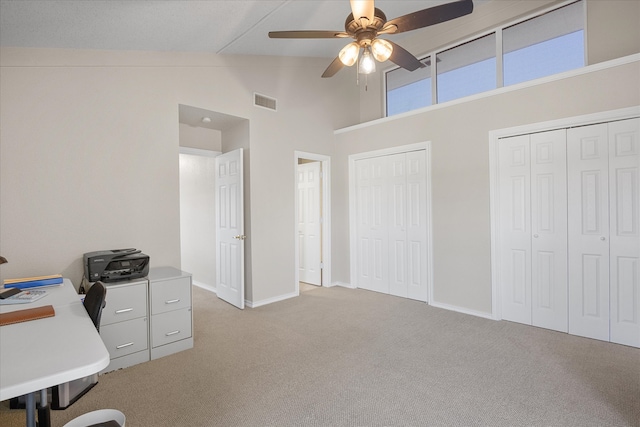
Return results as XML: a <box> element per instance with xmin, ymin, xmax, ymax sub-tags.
<box><xmin>254</xmin><ymin>93</ymin><xmax>277</xmax><ymax>111</ymax></box>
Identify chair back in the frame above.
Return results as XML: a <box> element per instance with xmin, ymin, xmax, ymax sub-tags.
<box><xmin>83</xmin><ymin>281</ymin><xmax>107</xmax><ymax>332</ymax></box>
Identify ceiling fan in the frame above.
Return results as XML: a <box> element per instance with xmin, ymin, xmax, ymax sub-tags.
<box><xmin>268</xmin><ymin>0</ymin><xmax>474</xmax><ymax>78</ymax></box>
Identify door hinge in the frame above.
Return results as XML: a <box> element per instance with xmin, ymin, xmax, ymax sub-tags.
<box><xmin>320</xmin><ymin>262</ymin><xmax>324</xmax><ymax>269</ymax></box>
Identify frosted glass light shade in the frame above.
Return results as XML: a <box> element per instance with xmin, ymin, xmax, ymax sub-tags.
<box><xmin>339</xmin><ymin>42</ymin><xmax>360</xmax><ymax>66</ymax></box>
<box><xmin>371</xmin><ymin>39</ymin><xmax>393</xmax><ymax>62</ymax></box>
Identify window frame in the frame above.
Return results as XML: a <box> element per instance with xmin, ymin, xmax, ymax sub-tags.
<box><xmin>383</xmin><ymin>0</ymin><xmax>585</xmax><ymax>117</ymax></box>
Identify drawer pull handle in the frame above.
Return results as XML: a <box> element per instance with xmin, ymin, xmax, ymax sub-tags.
<box><xmin>116</xmin><ymin>342</ymin><xmax>134</xmax><ymax>349</ymax></box>
<box><xmin>165</xmin><ymin>299</ymin><xmax>180</xmax><ymax>304</ymax></box>
<box><xmin>115</xmin><ymin>308</ymin><xmax>133</xmax><ymax>314</ymax></box>
<box><xmin>165</xmin><ymin>330</ymin><xmax>180</xmax><ymax>336</ymax></box>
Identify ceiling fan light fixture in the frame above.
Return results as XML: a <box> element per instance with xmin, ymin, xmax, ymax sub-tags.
<box><xmin>359</xmin><ymin>46</ymin><xmax>376</xmax><ymax>74</ymax></box>
<box><xmin>371</xmin><ymin>38</ymin><xmax>392</xmax><ymax>62</ymax></box>
<box><xmin>339</xmin><ymin>42</ymin><xmax>360</xmax><ymax>66</ymax></box>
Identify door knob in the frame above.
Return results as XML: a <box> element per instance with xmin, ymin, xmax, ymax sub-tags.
<box><xmin>533</xmin><ymin>234</ymin><xmax>539</xmax><ymax>238</ymax></box>
<box><xmin>600</xmin><ymin>236</ymin><xmax>606</xmax><ymax>241</ymax></box>
<box><xmin>233</xmin><ymin>235</ymin><xmax>247</xmax><ymax>240</ymax></box>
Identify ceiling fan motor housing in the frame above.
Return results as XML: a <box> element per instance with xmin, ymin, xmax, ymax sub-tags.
<box><xmin>345</xmin><ymin>7</ymin><xmax>387</xmax><ymax>46</ymax></box>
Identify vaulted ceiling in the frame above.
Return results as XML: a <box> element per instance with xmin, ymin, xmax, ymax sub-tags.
<box><xmin>0</xmin><ymin>0</ymin><xmax>485</xmax><ymax>58</ymax></box>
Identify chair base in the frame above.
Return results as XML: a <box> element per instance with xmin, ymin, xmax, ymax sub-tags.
<box><xmin>63</xmin><ymin>409</ymin><xmax>125</xmax><ymax>427</ymax></box>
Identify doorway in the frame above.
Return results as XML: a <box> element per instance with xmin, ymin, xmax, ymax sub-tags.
<box><xmin>294</xmin><ymin>151</ymin><xmax>331</xmax><ymax>295</ymax></box>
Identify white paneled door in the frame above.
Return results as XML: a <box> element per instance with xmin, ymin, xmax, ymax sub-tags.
<box><xmin>355</xmin><ymin>150</ymin><xmax>429</xmax><ymax>302</ymax></box>
<box><xmin>608</xmin><ymin>119</ymin><xmax>640</xmax><ymax>347</ymax></box>
<box><xmin>567</xmin><ymin>123</ymin><xmax>610</xmax><ymax>340</ymax></box>
<box><xmin>298</xmin><ymin>161</ymin><xmax>322</xmax><ymax>286</ymax></box>
<box><xmin>498</xmin><ymin>130</ymin><xmax>568</xmax><ymax>332</ymax></box>
<box><xmin>215</xmin><ymin>149</ymin><xmax>245</xmax><ymax>309</ymax></box>
<box><xmin>568</xmin><ymin>119</ymin><xmax>639</xmax><ymax>346</ymax></box>
<box><xmin>497</xmin><ymin>116</ymin><xmax>639</xmax><ymax>347</ymax></box>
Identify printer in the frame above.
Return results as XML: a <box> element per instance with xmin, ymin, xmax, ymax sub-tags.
<box><xmin>84</xmin><ymin>248</ymin><xmax>150</xmax><ymax>283</ymax></box>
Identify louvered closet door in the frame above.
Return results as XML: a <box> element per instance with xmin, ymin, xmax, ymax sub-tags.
<box><xmin>608</xmin><ymin>118</ymin><xmax>639</xmax><ymax>347</ymax></box>
<box><xmin>568</xmin><ymin>123</ymin><xmax>610</xmax><ymax>341</ymax></box>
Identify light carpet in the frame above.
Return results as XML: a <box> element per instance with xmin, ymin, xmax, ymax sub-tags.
<box><xmin>1</xmin><ymin>285</ymin><xmax>639</xmax><ymax>426</ymax></box>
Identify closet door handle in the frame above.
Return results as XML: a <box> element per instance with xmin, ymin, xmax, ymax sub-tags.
<box><xmin>115</xmin><ymin>308</ymin><xmax>133</xmax><ymax>314</ymax></box>
<box><xmin>165</xmin><ymin>299</ymin><xmax>180</xmax><ymax>304</ymax></box>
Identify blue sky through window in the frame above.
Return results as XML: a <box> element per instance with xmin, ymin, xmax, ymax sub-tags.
<box><xmin>387</xmin><ymin>79</ymin><xmax>431</xmax><ymax>116</ymax></box>
<box><xmin>437</xmin><ymin>58</ymin><xmax>496</xmax><ymax>104</ymax></box>
<box><xmin>504</xmin><ymin>31</ymin><xmax>584</xmax><ymax>86</ymax></box>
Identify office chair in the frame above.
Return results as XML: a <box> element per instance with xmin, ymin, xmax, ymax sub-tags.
<box><xmin>62</xmin><ymin>282</ymin><xmax>126</xmax><ymax>426</ymax></box>
<box><xmin>83</xmin><ymin>281</ymin><xmax>107</xmax><ymax>331</ymax></box>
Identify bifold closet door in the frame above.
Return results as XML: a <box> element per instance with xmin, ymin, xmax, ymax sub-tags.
<box><xmin>498</xmin><ymin>130</ymin><xmax>568</xmax><ymax>332</ymax></box>
<box><xmin>608</xmin><ymin>118</ymin><xmax>639</xmax><ymax>347</ymax></box>
<box><xmin>568</xmin><ymin>118</ymin><xmax>639</xmax><ymax>347</ymax></box>
<box><xmin>355</xmin><ymin>155</ymin><xmax>390</xmax><ymax>295</ymax></box>
<box><xmin>355</xmin><ymin>151</ymin><xmax>428</xmax><ymax>302</ymax></box>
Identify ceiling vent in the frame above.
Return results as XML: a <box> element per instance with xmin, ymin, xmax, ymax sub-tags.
<box><xmin>254</xmin><ymin>93</ymin><xmax>277</xmax><ymax>111</ymax></box>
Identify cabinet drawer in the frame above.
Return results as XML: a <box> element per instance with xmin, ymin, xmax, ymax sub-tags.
<box><xmin>101</xmin><ymin>282</ymin><xmax>148</xmax><ymax>325</ymax></box>
<box><xmin>101</xmin><ymin>317</ymin><xmax>148</xmax><ymax>359</ymax></box>
<box><xmin>150</xmin><ymin>277</ymin><xmax>191</xmax><ymax>315</ymax></box>
<box><xmin>151</xmin><ymin>308</ymin><xmax>192</xmax><ymax>347</ymax></box>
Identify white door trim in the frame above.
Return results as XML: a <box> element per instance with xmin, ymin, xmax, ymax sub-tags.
<box><xmin>348</xmin><ymin>142</ymin><xmax>433</xmax><ymax>302</ymax></box>
<box><xmin>294</xmin><ymin>151</ymin><xmax>332</xmax><ymax>294</ymax></box>
<box><xmin>489</xmin><ymin>106</ymin><xmax>640</xmax><ymax>320</ymax></box>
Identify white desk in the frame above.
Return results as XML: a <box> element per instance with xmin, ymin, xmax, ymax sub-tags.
<box><xmin>0</xmin><ymin>279</ymin><xmax>110</xmax><ymax>426</ymax></box>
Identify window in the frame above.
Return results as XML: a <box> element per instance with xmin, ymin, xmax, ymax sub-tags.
<box><xmin>384</xmin><ymin>0</ymin><xmax>584</xmax><ymax>117</ymax></box>
<box><xmin>386</xmin><ymin>61</ymin><xmax>431</xmax><ymax>116</ymax></box>
<box><xmin>503</xmin><ymin>1</ymin><xmax>584</xmax><ymax>86</ymax></box>
<box><xmin>437</xmin><ymin>33</ymin><xmax>496</xmax><ymax>103</ymax></box>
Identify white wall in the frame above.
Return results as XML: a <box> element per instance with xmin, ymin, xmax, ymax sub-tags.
<box><xmin>0</xmin><ymin>48</ymin><xmax>359</xmax><ymax>300</ymax></box>
<box><xmin>333</xmin><ymin>59</ymin><xmax>640</xmax><ymax>315</ymax></box>
<box><xmin>331</xmin><ymin>0</ymin><xmax>640</xmax><ymax>315</ymax></box>
<box><xmin>1</xmin><ymin>0</ymin><xmax>637</xmax><ymax>311</ymax></box>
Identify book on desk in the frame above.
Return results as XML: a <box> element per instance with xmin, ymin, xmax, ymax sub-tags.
<box><xmin>3</xmin><ymin>274</ymin><xmax>63</xmax><ymax>290</ymax></box>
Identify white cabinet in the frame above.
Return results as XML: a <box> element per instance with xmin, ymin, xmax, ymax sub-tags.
<box><xmin>99</xmin><ymin>279</ymin><xmax>150</xmax><ymax>373</ymax></box>
<box><xmin>148</xmin><ymin>267</ymin><xmax>193</xmax><ymax>360</ymax></box>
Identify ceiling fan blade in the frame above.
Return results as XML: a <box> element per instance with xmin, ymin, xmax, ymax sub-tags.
<box><xmin>386</xmin><ymin>40</ymin><xmax>425</xmax><ymax>72</ymax></box>
<box><xmin>269</xmin><ymin>30</ymin><xmax>349</xmax><ymax>39</ymax></box>
<box><xmin>384</xmin><ymin>0</ymin><xmax>473</xmax><ymax>34</ymax></box>
<box><xmin>321</xmin><ymin>56</ymin><xmax>345</xmax><ymax>78</ymax></box>
<box><xmin>350</xmin><ymin>0</ymin><xmax>375</xmax><ymax>25</ymax></box>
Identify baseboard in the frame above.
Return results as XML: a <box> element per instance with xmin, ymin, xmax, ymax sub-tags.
<box><xmin>333</xmin><ymin>281</ymin><xmax>355</xmax><ymax>289</ymax></box>
<box><xmin>245</xmin><ymin>291</ymin><xmax>298</xmax><ymax>308</ymax></box>
<box><xmin>192</xmin><ymin>280</ymin><xmax>216</xmax><ymax>294</ymax></box>
<box><xmin>429</xmin><ymin>300</ymin><xmax>494</xmax><ymax>320</ymax></box>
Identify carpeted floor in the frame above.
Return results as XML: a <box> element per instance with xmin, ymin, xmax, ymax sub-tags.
<box><xmin>1</xmin><ymin>285</ymin><xmax>639</xmax><ymax>426</ymax></box>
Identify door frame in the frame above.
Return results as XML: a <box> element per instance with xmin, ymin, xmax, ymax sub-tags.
<box><xmin>489</xmin><ymin>106</ymin><xmax>640</xmax><ymax>321</ymax></box>
<box><xmin>348</xmin><ymin>142</ymin><xmax>433</xmax><ymax>302</ymax></box>
<box><xmin>294</xmin><ymin>151</ymin><xmax>332</xmax><ymax>294</ymax></box>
